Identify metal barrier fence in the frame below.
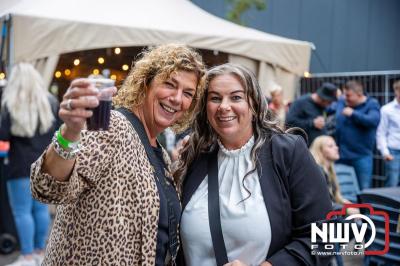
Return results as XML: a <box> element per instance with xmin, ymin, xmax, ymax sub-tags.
<box><xmin>299</xmin><ymin>70</ymin><xmax>400</xmax><ymax>188</ymax></box>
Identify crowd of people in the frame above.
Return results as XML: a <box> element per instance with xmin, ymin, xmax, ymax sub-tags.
<box><xmin>285</xmin><ymin>79</ymin><xmax>399</xmax><ymax>190</ymax></box>
<box><xmin>0</xmin><ymin>44</ymin><xmax>398</xmax><ymax>266</ymax></box>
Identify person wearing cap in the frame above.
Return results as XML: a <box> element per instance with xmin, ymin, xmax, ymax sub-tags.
<box><xmin>335</xmin><ymin>80</ymin><xmax>380</xmax><ymax>190</ymax></box>
<box><xmin>286</xmin><ymin>82</ymin><xmax>338</xmax><ymax>146</ymax></box>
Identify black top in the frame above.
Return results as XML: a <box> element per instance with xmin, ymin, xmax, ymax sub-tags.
<box><xmin>286</xmin><ymin>94</ymin><xmax>326</xmax><ymax>146</ymax></box>
<box><xmin>180</xmin><ymin>134</ymin><xmax>333</xmax><ymax>266</ymax></box>
<box><xmin>320</xmin><ymin>166</ymin><xmax>342</xmax><ymax>211</ymax></box>
<box><xmin>0</xmin><ymin>95</ymin><xmax>60</xmax><ymax>180</ymax></box>
<box><xmin>152</xmin><ymin>145</ymin><xmax>181</xmax><ymax>266</ymax></box>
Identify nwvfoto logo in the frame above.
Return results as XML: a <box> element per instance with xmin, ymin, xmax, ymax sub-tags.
<box><xmin>311</xmin><ymin>203</ymin><xmax>390</xmax><ymax>256</ymax></box>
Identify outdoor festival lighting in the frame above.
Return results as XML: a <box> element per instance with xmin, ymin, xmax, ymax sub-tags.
<box><xmin>93</xmin><ymin>69</ymin><xmax>100</xmax><ymax>75</ymax></box>
<box><xmin>55</xmin><ymin>71</ymin><xmax>62</xmax><ymax>78</ymax></box>
<box><xmin>98</xmin><ymin>57</ymin><xmax>105</xmax><ymax>64</ymax></box>
<box><xmin>110</xmin><ymin>74</ymin><xmax>117</xmax><ymax>80</ymax></box>
<box><xmin>0</xmin><ymin>72</ymin><xmax>5</xmax><ymax>80</ymax></box>
<box><xmin>64</xmin><ymin>69</ymin><xmax>71</xmax><ymax>76</ymax></box>
<box><xmin>114</xmin><ymin>47</ymin><xmax>121</xmax><ymax>54</ymax></box>
<box><xmin>122</xmin><ymin>64</ymin><xmax>129</xmax><ymax>71</ymax></box>
<box><xmin>304</xmin><ymin>71</ymin><xmax>311</xmax><ymax>78</ymax></box>
<box><xmin>74</xmin><ymin>59</ymin><xmax>80</xmax><ymax>66</ymax></box>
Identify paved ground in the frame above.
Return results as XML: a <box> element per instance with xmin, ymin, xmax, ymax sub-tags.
<box><xmin>0</xmin><ymin>252</ymin><xmax>18</xmax><ymax>265</ymax></box>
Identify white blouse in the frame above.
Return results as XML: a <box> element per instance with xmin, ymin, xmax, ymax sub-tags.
<box><xmin>181</xmin><ymin>136</ymin><xmax>271</xmax><ymax>266</ymax></box>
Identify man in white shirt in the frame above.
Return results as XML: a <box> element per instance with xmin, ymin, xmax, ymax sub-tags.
<box><xmin>376</xmin><ymin>80</ymin><xmax>400</xmax><ymax>187</ymax></box>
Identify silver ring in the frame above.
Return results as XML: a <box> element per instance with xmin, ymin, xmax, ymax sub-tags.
<box><xmin>66</xmin><ymin>99</ymin><xmax>73</xmax><ymax>110</ymax></box>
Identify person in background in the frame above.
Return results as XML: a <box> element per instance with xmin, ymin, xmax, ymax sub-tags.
<box><xmin>376</xmin><ymin>80</ymin><xmax>400</xmax><ymax>187</ymax></box>
<box><xmin>0</xmin><ymin>63</ymin><xmax>59</xmax><ymax>266</ymax></box>
<box><xmin>286</xmin><ymin>82</ymin><xmax>338</xmax><ymax>146</ymax></box>
<box><xmin>0</xmin><ymin>79</ymin><xmax>10</xmax><ymax>157</ymax></box>
<box><xmin>310</xmin><ymin>135</ymin><xmax>359</xmax><ymax>266</ymax></box>
<box><xmin>175</xmin><ymin>63</ymin><xmax>332</xmax><ymax>266</ymax></box>
<box><xmin>335</xmin><ymin>80</ymin><xmax>380</xmax><ymax>190</ymax></box>
<box><xmin>30</xmin><ymin>44</ymin><xmax>206</xmax><ymax>265</ymax></box>
<box><xmin>324</xmin><ymin>80</ymin><xmax>345</xmax><ymax>138</ymax></box>
<box><xmin>158</xmin><ymin>127</ymin><xmax>177</xmax><ymax>158</ymax></box>
<box><xmin>268</xmin><ymin>83</ymin><xmax>287</xmax><ymax>129</ymax></box>
<box><xmin>170</xmin><ymin>128</ymin><xmax>191</xmax><ymax>162</ymax></box>
<box><xmin>310</xmin><ymin>135</ymin><xmax>360</xmax><ymax>214</ymax></box>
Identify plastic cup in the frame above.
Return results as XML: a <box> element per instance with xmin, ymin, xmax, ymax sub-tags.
<box><xmin>86</xmin><ymin>78</ymin><xmax>115</xmax><ymax>131</ymax></box>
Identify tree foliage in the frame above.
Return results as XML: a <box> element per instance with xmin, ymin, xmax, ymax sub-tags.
<box><xmin>226</xmin><ymin>0</ymin><xmax>266</xmax><ymax>25</ymax></box>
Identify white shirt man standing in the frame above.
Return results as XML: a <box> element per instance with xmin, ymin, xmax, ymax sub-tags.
<box><xmin>376</xmin><ymin>80</ymin><xmax>400</xmax><ymax>187</ymax></box>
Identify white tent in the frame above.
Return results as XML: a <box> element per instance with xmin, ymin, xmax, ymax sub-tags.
<box><xmin>0</xmin><ymin>0</ymin><xmax>313</xmax><ymax>100</ymax></box>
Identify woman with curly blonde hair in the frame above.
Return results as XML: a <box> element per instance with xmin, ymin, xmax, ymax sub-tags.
<box><xmin>30</xmin><ymin>44</ymin><xmax>206</xmax><ymax>265</ymax></box>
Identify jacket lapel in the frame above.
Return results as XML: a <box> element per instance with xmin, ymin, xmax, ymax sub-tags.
<box><xmin>181</xmin><ymin>151</ymin><xmax>212</xmax><ymax>210</ymax></box>
<box><xmin>182</xmin><ymin>141</ymin><xmax>286</xmax><ymax>258</ymax></box>
<box><xmin>257</xmin><ymin>140</ymin><xmax>286</xmax><ymax>258</ymax></box>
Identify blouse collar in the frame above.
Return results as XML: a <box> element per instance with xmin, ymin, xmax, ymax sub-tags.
<box><xmin>217</xmin><ymin>135</ymin><xmax>254</xmax><ymax>156</ymax></box>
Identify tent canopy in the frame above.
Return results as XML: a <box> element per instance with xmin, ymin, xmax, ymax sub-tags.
<box><xmin>0</xmin><ymin>0</ymin><xmax>312</xmax><ymax>76</ymax></box>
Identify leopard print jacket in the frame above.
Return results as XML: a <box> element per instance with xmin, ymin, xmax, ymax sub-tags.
<box><xmin>31</xmin><ymin>111</ymin><xmax>175</xmax><ymax>265</ymax></box>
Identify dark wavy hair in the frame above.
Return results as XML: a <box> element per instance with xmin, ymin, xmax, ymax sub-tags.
<box><xmin>174</xmin><ymin>63</ymin><xmax>284</xmax><ymax>194</ymax></box>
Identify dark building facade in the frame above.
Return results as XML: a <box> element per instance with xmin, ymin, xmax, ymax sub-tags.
<box><xmin>192</xmin><ymin>0</ymin><xmax>400</xmax><ymax>73</ymax></box>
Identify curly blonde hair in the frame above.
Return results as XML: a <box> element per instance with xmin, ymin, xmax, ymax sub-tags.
<box><xmin>113</xmin><ymin>44</ymin><xmax>206</xmax><ymax>132</ymax></box>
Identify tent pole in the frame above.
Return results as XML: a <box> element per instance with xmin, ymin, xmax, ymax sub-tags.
<box><xmin>6</xmin><ymin>14</ymin><xmax>13</xmax><ymax>74</ymax></box>
<box><xmin>0</xmin><ymin>14</ymin><xmax>10</xmax><ymax>73</ymax></box>
<box><xmin>0</xmin><ymin>14</ymin><xmax>12</xmax><ymax>75</ymax></box>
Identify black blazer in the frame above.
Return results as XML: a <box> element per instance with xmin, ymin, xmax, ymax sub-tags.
<box><xmin>181</xmin><ymin>133</ymin><xmax>332</xmax><ymax>266</ymax></box>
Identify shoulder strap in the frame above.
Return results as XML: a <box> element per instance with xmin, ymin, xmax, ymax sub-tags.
<box><xmin>116</xmin><ymin>108</ymin><xmax>165</xmax><ymax>181</ymax></box>
<box><xmin>207</xmin><ymin>148</ymin><xmax>229</xmax><ymax>266</ymax></box>
<box><xmin>116</xmin><ymin>107</ymin><xmax>179</xmax><ymax>263</ymax></box>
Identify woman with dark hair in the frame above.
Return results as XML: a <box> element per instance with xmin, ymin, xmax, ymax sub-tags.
<box><xmin>175</xmin><ymin>63</ymin><xmax>332</xmax><ymax>266</ymax></box>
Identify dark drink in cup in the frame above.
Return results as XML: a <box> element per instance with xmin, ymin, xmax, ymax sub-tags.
<box><xmin>86</xmin><ymin>78</ymin><xmax>115</xmax><ymax>131</ymax></box>
<box><xmin>87</xmin><ymin>100</ymin><xmax>112</xmax><ymax>130</ymax></box>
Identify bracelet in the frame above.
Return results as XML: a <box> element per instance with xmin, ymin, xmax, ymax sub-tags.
<box><xmin>52</xmin><ymin>134</ymin><xmax>81</xmax><ymax>160</ymax></box>
<box><xmin>52</xmin><ymin>126</ymin><xmax>81</xmax><ymax>160</ymax></box>
<box><xmin>56</xmin><ymin>126</ymin><xmax>80</xmax><ymax>150</ymax></box>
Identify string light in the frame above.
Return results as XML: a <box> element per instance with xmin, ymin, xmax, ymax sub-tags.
<box><xmin>0</xmin><ymin>72</ymin><xmax>5</xmax><ymax>80</ymax></box>
<box><xmin>64</xmin><ymin>69</ymin><xmax>71</xmax><ymax>76</ymax></box>
<box><xmin>304</xmin><ymin>71</ymin><xmax>311</xmax><ymax>78</ymax></box>
<box><xmin>98</xmin><ymin>57</ymin><xmax>105</xmax><ymax>64</ymax></box>
<box><xmin>93</xmin><ymin>69</ymin><xmax>100</xmax><ymax>75</ymax></box>
<box><xmin>110</xmin><ymin>74</ymin><xmax>117</xmax><ymax>80</ymax></box>
<box><xmin>122</xmin><ymin>64</ymin><xmax>129</xmax><ymax>71</ymax></box>
<box><xmin>55</xmin><ymin>71</ymin><xmax>62</xmax><ymax>78</ymax></box>
<box><xmin>74</xmin><ymin>59</ymin><xmax>80</xmax><ymax>66</ymax></box>
<box><xmin>114</xmin><ymin>47</ymin><xmax>121</xmax><ymax>54</ymax></box>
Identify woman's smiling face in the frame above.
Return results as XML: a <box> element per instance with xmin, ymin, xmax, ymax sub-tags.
<box><xmin>206</xmin><ymin>74</ymin><xmax>253</xmax><ymax>150</ymax></box>
<box><xmin>142</xmin><ymin>70</ymin><xmax>198</xmax><ymax>136</ymax></box>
